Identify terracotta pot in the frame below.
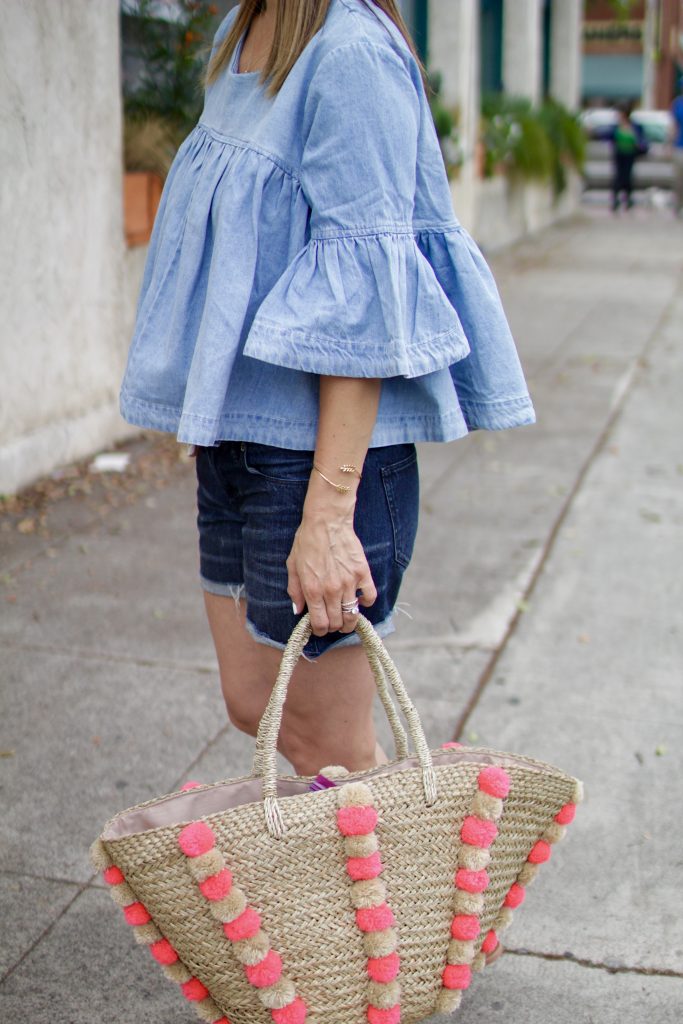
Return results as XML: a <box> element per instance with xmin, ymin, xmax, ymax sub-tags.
<box><xmin>123</xmin><ymin>171</ymin><xmax>163</xmax><ymax>247</ymax></box>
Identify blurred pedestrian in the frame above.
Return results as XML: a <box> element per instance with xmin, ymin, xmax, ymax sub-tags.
<box><xmin>118</xmin><ymin>0</ymin><xmax>534</xmax><ymax>777</ymax></box>
<box><xmin>671</xmin><ymin>79</ymin><xmax>683</xmax><ymax>217</ymax></box>
<box><xmin>609</xmin><ymin>101</ymin><xmax>647</xmax><ymax>213</ymax></box>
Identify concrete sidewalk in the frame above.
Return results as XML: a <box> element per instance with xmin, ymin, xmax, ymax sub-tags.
<box><xmin>1</xmin><ymin>205</ymin><xmax>682</xmax><ymax>1022</ymax></box>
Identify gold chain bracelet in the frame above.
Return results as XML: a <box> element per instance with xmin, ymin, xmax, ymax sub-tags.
<box><xmin>312</xmin><ymin>463</ymin><xmax>362</xmax><ymax>495</ymax></box>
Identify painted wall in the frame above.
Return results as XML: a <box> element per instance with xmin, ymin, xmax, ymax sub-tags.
<box><xmin>0</xmin><ymin>0</ymin><xmax>136</xmax><ymax>495</ymax></box>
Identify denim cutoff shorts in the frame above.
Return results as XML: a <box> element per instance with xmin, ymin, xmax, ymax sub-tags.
<box><xmin>196</xmin><ymin>441</ymin><xmax>419</xmax><ymax>658</ymax></box>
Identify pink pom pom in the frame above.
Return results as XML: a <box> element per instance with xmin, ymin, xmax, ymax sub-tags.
<box><xmin>181</xmin><ymin>781</ymin><xmax>202</xmax><ymax>791</ymax></box>
<box><xmin>441</xmin><ymin>741</ymin><xmax>464</xmax><ymax>749</ymax></box>
<box><xmin>478</xmin><ymin>766</ymin><xmax>511</xmax><ymax>799</ymax></box>
<box><xmin>460</xmin><ymin>815</ymin><xmax>498</xmax><ymax>848</ymax></box>
<box><xmin>223</xmin><ymin>906</ymin><xmax>261</xmax><ymax>942</ymax></box>
<box><xmin>346</xmin><ymin>852</ymin><xmax>383</xmax><ymax>881</ymax></box>
<box><xmin>181</xmin><ymin>977</ymin><xmax>209</xmax><ymax>1002</ymax></box>
<box><xmin>528</xmin><ymin>840</ymin><xmax>551</xmax><ymax>864</ymax></box>
<box><xmin>245</xmin><ymin>949</ymin><xmax>282</xmax><ymax>988</ymax></box>
<box><xmin>103</xmin><ymin>866</ymin><xmax>125</xmax><ymax>886</ymax></box>
<box><xmin>367</xmin><ymin>952</ymin><xmax>400</xmax><ymax>983</ymax></box>
<box><xmin>504</xmin><ymin>882</ymin><xmax>526</xmax><ymax>908</ymax></box>
<box><xmin>367</xmin><ymin>1006</ymin><xmax>401</xmax><ymax>1024</ymax></box>
<box><xmin>442</xmin><ymin>964</ymin><xmax>472</xmax><ymax>990</ymax></box>
<box><xmin>199</xmin><ymin>868</ymin><xmax>233</xmax><ymax>902</ymax></box>
<box><xmin>455</xmin><ymin>868</ymin><xmax>490</xmax><ymax>893</ymax></box>
<box><xmin>450</xmin><ymin>914</ymin><xmax>480</xmax><ymax>941</ymax></box>
<box><xmin>271</xmin><ymin>996</ymin><xmax>307</xmax><ymax>1024</ymax></box>
<box><xmin>149</xmin><ymin>938</ymin><xmax>178</xmax><ymax>965</ymax></box>
<box><xmin>336</xmin><ymin>805</ymin><xmax>378</xmax><ymax>836</ymax></box>
<box><xmin>355</xmin><ymin>903</ymin><xmax>395</xmax><ymax>932</ymax></box>
<box><xmin>123</xmin><ymin>902</ymin><xmax>151</xmax><ymax>926</ymax></box>
<box><xmin>178</xmin><ymin>821</ymin><xmax>215</xmax><ymax>858</ymax></box>
<box><xmin>555</xmin><ymin>803</ymin><xmax>576</xmax><ymax>825</ymax></box>
<box><xmin>212</xmin><ymin>1019</ymin><xmax>231</xmax><ymax>1024</ymax></box>
<box><xmin>481</xmin><ymin>929</ymin><xmax>498</xmax><ymax>955</ymax></box>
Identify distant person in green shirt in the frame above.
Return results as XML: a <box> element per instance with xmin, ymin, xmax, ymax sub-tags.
<box><xmin>609</xmin><ymin>102</ymin><xmax>647</xmax><ymax>213</ymax></box>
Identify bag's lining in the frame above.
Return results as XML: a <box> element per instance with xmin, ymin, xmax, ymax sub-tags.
<box><xmin>102</xmin><ymin>749</ymin><xmax>565</xmax><ymax>841</ymax></box>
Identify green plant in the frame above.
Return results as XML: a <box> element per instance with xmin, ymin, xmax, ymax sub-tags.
<box><xmin>121</xmin><ymin>0</ymin><xmax>220</xmax><ymax>157</ymax></box>
<box><xmin>480</xmin><ymin>94</ymin><xmax>586</xmax><ymax>195</ymax></box>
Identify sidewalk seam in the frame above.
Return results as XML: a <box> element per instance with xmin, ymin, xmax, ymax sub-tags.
<box><xmin>0</xmin><ymin>638</ymin><xmax>216</xmax><ymax>675</ymax></box>
<box><xmin>450</xmin><ymin>268</ymin><xmax>682</xmax><ymax>741</ymax></box>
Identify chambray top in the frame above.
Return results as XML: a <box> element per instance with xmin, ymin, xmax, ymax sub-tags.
<box><xmin>120</xmin><ymin>0</ymin><xmax>535</xmax><ymax>449</ymax></box>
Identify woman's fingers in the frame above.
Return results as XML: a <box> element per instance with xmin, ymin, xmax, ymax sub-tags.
<box><xmin>286</xmin><ymin>557</ymin><xmax>305</xmax><ymax>616</ymax></box>
<box><xmin>358</xmin><ymin>572</ymin><xmax>377</xmax><ymax>608</ymax></box>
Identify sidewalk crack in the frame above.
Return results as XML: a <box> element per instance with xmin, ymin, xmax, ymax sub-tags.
<box><xmin>505</xmin><ymin>946</ymin><xmax>683</xmax><ymax>980</ymax></box>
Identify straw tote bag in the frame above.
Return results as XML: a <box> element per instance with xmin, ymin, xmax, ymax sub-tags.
<box><xmin>92</xmin><ymin>615</ymin><xmax>582</xmax><ymax>1024</ymax></box>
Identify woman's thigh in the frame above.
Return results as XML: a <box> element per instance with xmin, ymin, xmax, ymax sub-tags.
<box><xmin>203</xmin><ymin>591</ymin><xmax>379</xmax><ymax>772</ymax></box>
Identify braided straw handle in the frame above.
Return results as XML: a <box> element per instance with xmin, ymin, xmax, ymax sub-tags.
<box><xmin>252</xmin><ymin>621</ymin><xmax>409</xmax><ymax>776</ymax></box>
<box><xmin>253</xmin><ymin>614</ymin><xmax>438</xmax><ymax>838</ymax></box>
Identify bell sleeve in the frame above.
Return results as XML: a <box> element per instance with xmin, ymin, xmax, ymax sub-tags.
<box><xmin>243</xmin><ymin>41</ymin><xmax>472</xmax><ymax>378</ymax></box>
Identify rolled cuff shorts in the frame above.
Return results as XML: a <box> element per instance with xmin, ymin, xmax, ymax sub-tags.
<box><xmin>196</xmin><ymin>441</ymin><xmax>419</xmax><ymax>659</ymax></box>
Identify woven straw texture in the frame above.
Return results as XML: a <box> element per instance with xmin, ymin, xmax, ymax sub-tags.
<box><xmin>103</xmin><ymin>758</ymin><xmax>576</xmax><ymax>1024</ymax></box>
<box><xmin>97</xmin><ymin>617</ymin><xmax>580</xmax><ymax>1023</ymax></box>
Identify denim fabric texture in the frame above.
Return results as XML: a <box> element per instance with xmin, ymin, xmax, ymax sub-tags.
<box><xmin>196</xmin><ymin>441</ymin><xmax>419</xmax><ymax>657</ymax></box>
<box><xmin>120</xmin><ymin>0</ymin><xmax>536</xmax><ymax>448</ymax></box>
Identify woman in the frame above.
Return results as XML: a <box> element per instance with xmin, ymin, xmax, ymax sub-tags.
<box><xmin>120</xmin><ymin>0</ymin><xmax>534</xmax><ymax>777</ymax></box>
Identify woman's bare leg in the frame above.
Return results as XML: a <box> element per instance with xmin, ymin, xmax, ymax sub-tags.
<box><xmin>204</xmin><ymin>592</ymin><xmax>388</xmax><ymax>775</ymax></box>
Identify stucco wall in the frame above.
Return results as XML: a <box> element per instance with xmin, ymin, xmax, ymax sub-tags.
<box><xmin>0</xmin><ymin>0</ymin><xmax>135</xmax><ymax>495</ymax></box>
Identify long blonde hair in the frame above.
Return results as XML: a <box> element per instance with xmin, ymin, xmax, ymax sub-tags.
<box><xmin>206</xmin><ymin>0</ymin><xmax>426</xmax><ymax>96</ymax></box>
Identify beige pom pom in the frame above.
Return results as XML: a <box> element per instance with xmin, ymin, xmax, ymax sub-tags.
<box><xmin>187</xmin><ymin>848</ymin><xmax>225</xmax><ymax>883</ymax></box>
<box><xmin>447</xmin><ymin>939</ymin><xmax>475</xmax><ymax>964</ymax></box>
<box><xmin>435</xmin><ymin>989</ymin><xmax>463</xmax><ymax>1014</ymax></box>
<box><xmin>89</xmin><ymin>839</ymin><xmax>113</xmax><ymax>872</ymax></box>
<box><xmin>362</xmin><ymin>927</ymin><xmax>398</xmax><ymax>958</ymax></box>
<box><xmin>338</xmin><ymin>782</ymin><xmax>374</xmax><ymax>807</ymax></box>
<box><xmin>452</xmin><ymin>890</ymin><xmax>484</xmax><ymax>915</ymax></box>
<box><xmin>209</xmin><ymin>887</ymin><xmax>246</xmax><ymax>923</ymax></box>
<box><xmin>494</xmin><ymin>907</ymin><xmax>514</xmax><ymax>932</ymax></box>
<box><xmin>132</xmin><ymin>922</ymin><xmax>162</xmax><ymax>945</ymax></box>
<box><xmin>458</xmin><ymin>845</ymin><xmax>491</xmax><ymax>871</ymax></box>
<box><xmin>367</xmin><ymin>980</ymin><xmax>400</xmax><ymax>1009</ymax></box>
<box><xmin>194</xmin><ymin>997</ymin><xmax>222</xmax><ymax>1022</ymax></box>
<box><xmin>349</xmin><ymin>878</ymin><xmax>386</xmax><ymax>910</ymax></box>
<box><xmin>162</xmin><ymin>961</ymin><xmax>192</xmax><ymax>984</ymax></box>
<box><xmin>517</xmin><ymin>862</ymin><xmax>540</xmax><ymax>887</ymax></box>
<box><xmin>257</xmin><ymin>978</ymin><xmax>297</xmax><ymax>1010</ymax></box>
<box><xmin>471</xmin><ymin>951</ymin><xmax>486</xmax><ymax>972</ymax></box>
<box><xmin>319</xmin><ymin>765</ymin><xmax>350</xmax><ymax>780</ymax></box>
<box><xmin>232</xmin><ymin>931</ymin><xmax>271</xmax><ymax>966</ymax></box>
<box><xmin>472</xmin><ymin>791</ymin><xmax>503</xmax><ymax>821</ymax></box>
<box><xmin>344</xmin><ymin>833</ymin><xmax>379</xmax><ymax>858</ymax></box>
<box><xmin>541</xmin><ymin>822</ymin><xmax>566</xmax><ymax>845</ymax></box>
<box><xmin>572</xmin><ymin>779</ymin><xmax>584</xmax><ymax>804</ymax></box>
<box><xmin>109</xmin><ymin>882</ymin><xmax>137</xmax><ymax>908</ymax></box>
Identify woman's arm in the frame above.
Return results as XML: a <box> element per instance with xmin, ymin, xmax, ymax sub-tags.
<box><xmin>287</xmin><ymin>375</ymin><xmax>381</xmax><ymax>636</ymax></box>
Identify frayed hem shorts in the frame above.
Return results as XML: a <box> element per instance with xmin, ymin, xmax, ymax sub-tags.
<box><xmin>196</xmin><ymin>441</ymin><xmax>419</xmax><ymax>659</ymax></box>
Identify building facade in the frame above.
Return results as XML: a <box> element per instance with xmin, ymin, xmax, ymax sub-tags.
<box><xmin>583</xmin><ymin>0</ymin><xmax>683</xmax><ymax>108</ymax></box>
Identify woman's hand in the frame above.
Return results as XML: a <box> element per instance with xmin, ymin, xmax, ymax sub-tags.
<box><xmin>289</xmin><ymin>374</ymin><xmax>381</xmax><ymax>635</ymax></box>
<box><xmin>287</xmin><ymin>482</ymin><xmax>377</xmax><ymax>636</ymax></box>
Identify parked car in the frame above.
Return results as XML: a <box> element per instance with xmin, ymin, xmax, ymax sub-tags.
<box><xmin>580</xmin><ymin>108</ymin><xmax>674</xmax><ymax>191</ymax></box>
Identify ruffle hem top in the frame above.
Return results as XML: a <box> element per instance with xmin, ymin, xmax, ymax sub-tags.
<box><xmin>119</xmin><ymin>0</ymin><xmax>535</xmax><ymax>449</ymax></box>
